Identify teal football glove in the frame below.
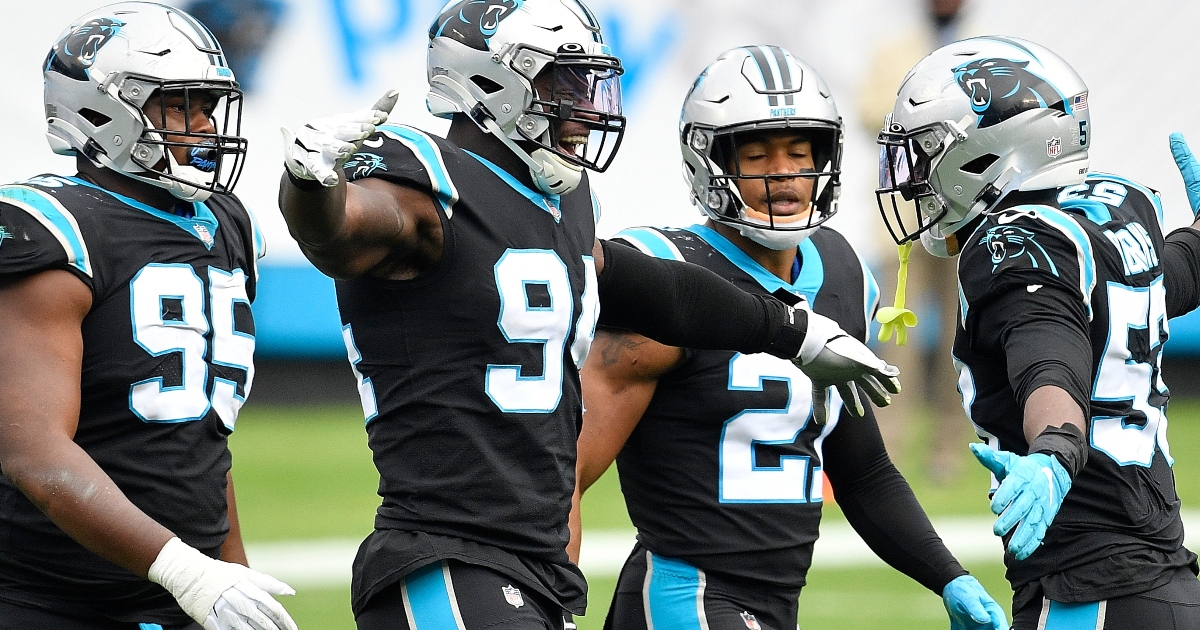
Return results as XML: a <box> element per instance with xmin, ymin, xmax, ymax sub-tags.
<box><xmin>970</xmin><ymin>443</ymin><xmax>1072</xmax><ymax>560</ymax></box>
<box><xmin>942</xmin><ymin>575</ymin><xmax>1008</xmax><ymax>630</ymax></box>
<box><xmin>1170</xmin><ymin>132</ymin><xmax>1200</xmax><ymax>217</ymax></box>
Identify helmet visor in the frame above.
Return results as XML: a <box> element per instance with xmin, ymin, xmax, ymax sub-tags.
<box><xmin>529</xmin><ymin>53</ymin><xmax>626</xmax><ymax>173</ymax></box>
<box><xmin>875</xmin><ymin>123</ymin><xmax>947</xmax><ymax>244</ymax></box>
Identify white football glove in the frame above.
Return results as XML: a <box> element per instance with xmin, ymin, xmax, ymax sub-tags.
<box><xmin>795</xmin><ymin>309</ymin><xmax>901</xmax><ymax>425</ymax></box>
<box><xmin>282</xmin><ymin>90</ymin><xmax>399</xmax><ymax>187</ymax></box>
<box><xmin>148</xmin><ymin>537</ymin><xmax>298</xmax><ymax>630</ymax></box>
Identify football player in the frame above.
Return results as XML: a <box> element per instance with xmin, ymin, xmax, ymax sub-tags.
<box><xmin>276</xmin><ymin>1</ymin><xmax>900</xmax><ymax>629</ymax></box>
<box><xmin>0</xmin><ymin>3</ymin><xmax>296</xmax><ymax>630</ymax></box>
<box><xmin>569</xmin><ymin>46</ymin><xmax>1007</xmax><ymax>630</ymax></box>
<box><xmin>876</xmin><ymin>35</ymin><xmax>1200</xmax><ymax>628</ymax></box>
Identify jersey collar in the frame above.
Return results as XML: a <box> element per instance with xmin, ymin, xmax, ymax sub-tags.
<box><xmin>684</xmin><ymin>224</ymin><xmax>823</xmax><ymax>304</ymax></box>
<box><xmin>462</xmin><ymin>150</ymin><xmax>563</xmax><ymax>223</ymax></box>
<box><xmin>67</xmin><ymin>176</ymin><xmax>220</xmax><ymax>249</ymax></box>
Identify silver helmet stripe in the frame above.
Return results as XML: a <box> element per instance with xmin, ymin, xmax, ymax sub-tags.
<box><xmin>768</xmin><ymin>46</ymin><xmax>796</xmax><ymax>105</ymax></box>
<box><xmin>745</xmin><ymin>46</ymin><xmax>780</xmax><ymax>106</ymax></box>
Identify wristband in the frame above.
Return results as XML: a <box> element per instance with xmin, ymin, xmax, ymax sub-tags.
<box><xmin>1029</xmin><ymin>423</ymin><xmax>1088</xmax><ymax>478</ymax></box>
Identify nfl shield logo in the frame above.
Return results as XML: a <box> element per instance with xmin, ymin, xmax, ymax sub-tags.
<box><xmin>740</xmin><ymin>611</ymin><xmax>761</xmax><ymax>630</ymax></box>
<box><xmin>194</xmin><ymin>224</ymin><xmax>214</xmax><ymax>247</ymax></box>
<box><xmin>502</xmin><ymin>584</ymin><xmax>524</xmax><ymax>608</ymax></box>
<box><xmin>1046</xmin><ymin>137</ymin><xmax>1062</xmax><ymax>158</ymax></box>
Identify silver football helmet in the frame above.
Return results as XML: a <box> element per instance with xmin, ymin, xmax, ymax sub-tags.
<box><xmin>680</xmin><ymin>46</ymin><xmax>842</xmax><ymax>250</ymax></box>
<box><xmin>426</xmin><ymin>0</ymin><xmax>624</xmax><ymax>195</ymax></box>
<box><xmin>876</xmin><ymin>36</ymin><xmax>1090</xmax><ymax>257</ymax></box>
<box><xmin>44</xmin><ymin>2</ymin><xmax>246</xmax><ymax>202</ymax></box>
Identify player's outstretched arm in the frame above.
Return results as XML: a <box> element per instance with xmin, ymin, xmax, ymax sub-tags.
<box><xmin>592</xmin><ymin>238</ymin><xmax>899</xmax><ymax>420</ymax></box>
<box><xmin>1162</xmin><ymin>133</ymin><xmax>1200</xmax><ymax>317</ymax></box>
<box><xmin>567</xmin><ymin>329</ymin><xmax>682</xmax><ymax>562</ymax></box>
<box><xmin>822</xmin><ymin>405</ymin><xmax>1008</xmax><ymax>630</ymax></box>
<box><xmin>0</xmin><ymin>271</ymin><xmax>297</xmax><ymax>630</ymax></box>
<box><xmin>279</xmin><ymin>91</ymin><xmax>442</xmax><ymax>280</ymax></box>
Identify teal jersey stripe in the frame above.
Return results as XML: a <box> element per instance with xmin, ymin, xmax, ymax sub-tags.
<box><xmin>612</xmin><ymin>227</ymin><xmax>684</xmax><ymax>261</ymax></box>
<box><xmin>66</xmin><ymin>176</ymin><xmax>220</xmax><ymax>249</ymax></box>
<box><xmin>590</xmin><ymin>187</ymin><xmax>602</xmax><ymax>224</ymax></box>
<box><xmin>685</xmin><ymin>224</ymin><xmax>821</xmax><ymax>302</ymax></box>
<box><xmin>462</xmin><ymin>149</ymin><xmax>562</xmax><ymax>222</ymax></box>
<box><xmin>378</xmin><ymin>125</ymin><xmax>460</xmax><ymax>216</ymax></box>
<box><xmin>1035</xmin><ymin>206</ymin><xmax>1097</xmax><ymax>318</ymax></box>
<box><xmin>1061</xmin><ymin>198</ymin><xmax>1112</xmax><ymax>225</ymax></box>
<box><xmin>1044</xmin><ymin>600</ymin><xmax>1101</xmax><ymax>630</ymax></box>
<box><xmin>1092</xmin><ymin>171</ymin><xmax>1164</xmax><ymax>225</ymax></box>
<box><xmin>0</xmin><ymin>185</ymin><xmax>91</xmax><ymax>276</ymax></box>
<box><xmin>402</xmin><ymin>562</ymin><xmax>465</xmax><ymax>630</ymax></box>
<box><xmin>646</xmin><ymin>552</ymin><xmax>707</xmax><ymax>630</ymax></box>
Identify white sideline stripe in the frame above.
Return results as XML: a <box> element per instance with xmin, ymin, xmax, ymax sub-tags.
<box><xmin>246</xmin><ymin>511</ymin><xmax>1200</xmax><ymax>589</ymax></box>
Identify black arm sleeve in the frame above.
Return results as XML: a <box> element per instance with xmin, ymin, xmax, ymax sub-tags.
<box><xmin>1163</xmin><ymin>227</ymin><xmax>1200</xmax><ymax>318</ymax></box>
<box><xmin>596</xmin><ymin>238</ymin><xmax>807</xmax><ymax>358</ymax></box>
<box><xmin>823</xmin><ymin>403</ymin><xmax>967</xmax><ymax>595</ymax></box>
<box><xmin>973</xmin><ymin>284</ymin><xmax>1092</xmax><ymax>415</ymax></box>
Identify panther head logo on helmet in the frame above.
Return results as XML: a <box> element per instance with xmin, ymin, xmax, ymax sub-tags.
<box><xmin>44</xmin><ymin>17</ymin><xmax>125</xmax><ymax>81</ymax></box>
<box><xmin>429</xmin><ymin>0</ymin><xmax>523</xmax><ymax>51</ymax></box>
<box><xmin>953</xmin><ymin>57</ymin><xmax>1069</xmax><ymax>129</ymax></box>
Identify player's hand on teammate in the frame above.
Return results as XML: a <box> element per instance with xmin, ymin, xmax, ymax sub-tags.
<box><xmin>794</xmin><ymin>309</ymin><xmax>901</xmax><ymax>424</ymax></box>
<box><xmin>970</xmin><ymin>444</ymin><xmax>1072</xmax><ymax>560</ymax></box>
<box><xmin>148</xmin><ymin>537</ymin><xmax>299</xmax><ymax>630</ymax></box>
<box><xmin>282</xmin><ymin>90</ymin><xmax>400</xmax><ymax>187</ymax></box>
<box><xmin>941</xmin><ymin>575</ymin><xmax>1008</xmax><ymax>630</ymax></box>
<box><xmin>1170</xmin><ymin>132</ymin><xmax>1200</xmax><ymax>217</ymax></box>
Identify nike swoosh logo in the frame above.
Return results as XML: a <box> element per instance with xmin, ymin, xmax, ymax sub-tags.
<box><xmin>1028</xmin><ymin>284</ymin><xmax>1043</xmax><ymax>293</ymax></box>
<box><xmin>362</xmin><ymin>138</ymin><xmax>383</xmax><ymax>148</ymax></box>
<box><xmin>997</xmin><ymin>208</ymin><xmax>1037</xmax><ymax>224</ymax></box>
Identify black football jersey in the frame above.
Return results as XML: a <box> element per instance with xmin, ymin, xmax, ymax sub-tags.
<box><xmin>609</xmin><ymin>224</ymin><xmax>878</xmax><ymax>587</ymax></box>
<box><xmin>0</xmin><ymin>174</ymin><xmax>262</xmax><ymax>623</ymax></box>
<box><xmin>954</xmin><ymin>172</ymin><xmax>1195</xmax><ymax>602</ymax></box>
<box><xmin>336</xmin><ymin>125</ymin><xmax>600</xmax><ymax>615</ymax></box>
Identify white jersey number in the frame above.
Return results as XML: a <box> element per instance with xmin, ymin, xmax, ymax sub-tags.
<box><xmin>1090</xmin><ymin>278</ymin><xmax>1171</xmax><ymax>466</ymax></box>
<box><xmin>719</xmin><ymin>353</ymin><xmax>833</xmax><ymax>503</ymax></box>
<box><xmin>129</xmin><ymin>264</ymin><xmax>254</xmax><ymax>429</ymax></box>
<box><xmin>486</xmin><ymin>249</ymin><xmax>598</xmax><ymax>413</ymax></box>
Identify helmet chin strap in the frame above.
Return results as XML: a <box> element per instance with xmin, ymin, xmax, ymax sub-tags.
<box><xmin>735</xmin><ymin>222</ymin><xmax>816</xmax><ymax>250</ymax></box>
<box><xmin>432</xmin><ymin>75</ymin><xmax>583</xmax><ymax>196</ymax></box>
<box><xmin>476</xmin><ymin>113</ymin><xmax>582</xmax><ymax>195</ymax></box>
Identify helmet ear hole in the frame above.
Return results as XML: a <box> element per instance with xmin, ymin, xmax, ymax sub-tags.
<box><xmin>960</xmin><ymin>153</ymin><xmax>999</xmax><ymax>174</ymax></box>
<box><xmin>78</xmin><ymin>108</ymin><xmax>112</xmax><ymax>127</ymax></box>
<box><xmin>470</xmin><ymin>75</ymin><xmax>504</xmax><ymax>95</ymax></box>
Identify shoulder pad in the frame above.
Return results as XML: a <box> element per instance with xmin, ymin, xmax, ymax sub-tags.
<box><xmin>610</xmin><ymin>227</ymin><xmax>685</xmax><ymax>261</ymax></box>
<box><xmin>348</xmin><ymin>124</ymin><xmax>460</xmax><ymax>216</ymax></box>
<box><xmin>1059</xmin><ymin>171</ymin><xmax>1163</xmax><ymax>229</ymax></box>
<box><xmin>961</xmin><ymin>205</ymin><xmax>1096</xmax><ymax>320</ymax></box>
<box><xmin>0</xmin><ymin>183</ymin><xmax>92</xmax><ymax>277</ymax></box>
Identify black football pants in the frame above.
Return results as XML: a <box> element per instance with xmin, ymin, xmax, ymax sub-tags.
<box><xmin>356</xmin><ymin>559</ymin><xmax>574</xmax><ymax>630</ymax></box>
<box><xmin>1012</xmin><ymin>567</ymin><xmax>1200</xmax><ymax>629</ymax></box>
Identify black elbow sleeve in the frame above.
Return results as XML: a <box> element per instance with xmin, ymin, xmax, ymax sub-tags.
<box><xmin>596</xmin><ymin>239</ymin><xmax>807</xmax><ymax>357</ymax></box>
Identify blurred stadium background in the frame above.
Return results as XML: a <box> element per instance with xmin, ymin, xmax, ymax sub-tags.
<box><xmin>4</xmin><ymin>0</ymin><xmax>1200</xmax><ymax>627</ymax></box>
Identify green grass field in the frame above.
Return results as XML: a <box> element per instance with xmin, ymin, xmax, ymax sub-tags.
<box><xmin>229</xmin><ymin>400</ymin><xmax>1200</xmax><ymax>629</ymax></box>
